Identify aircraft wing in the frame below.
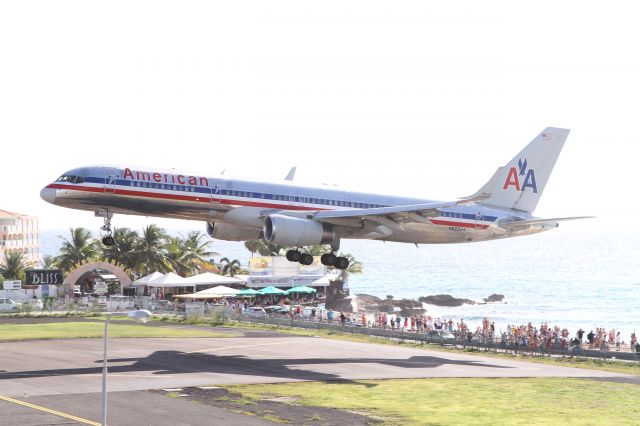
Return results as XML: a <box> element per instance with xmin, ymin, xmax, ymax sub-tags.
<box><xmin>310</xmin><ymin>194</ymin><xmax>490</xmax><ymax>237</ymax></box>
<box><xmin>496</xmin><ymin>216</ymin><xmax>594</xmax><ymax>231</ymax></box>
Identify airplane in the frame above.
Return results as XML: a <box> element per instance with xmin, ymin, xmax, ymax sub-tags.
<box><xmin>40</xmin><ymin>127</ymin><xmax>590</xmax><ymax>270</ymax></box>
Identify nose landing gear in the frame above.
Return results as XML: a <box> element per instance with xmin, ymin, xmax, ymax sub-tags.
<box><xmin>96</xmin><ymin>209</ymin><xmax>115</xmax><ymax>247</ymax></box>
<box><xmin>102</xmin><ymin>235</ymin><xmax>115</xmax><ymax>246</ymax></box>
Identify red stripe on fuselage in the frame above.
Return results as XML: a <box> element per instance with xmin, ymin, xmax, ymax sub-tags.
<box><xmin>46</xmin><ymin>183</ymin><xmax>325</xmax><ymax>211</ymax></box>
<box><xmin>429</xmin><ymin>219</ymin><xmax>490</xmax><ymax>229</ymax></box>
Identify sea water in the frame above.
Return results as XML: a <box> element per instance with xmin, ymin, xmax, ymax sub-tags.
<box><xmin>41</xmin><ymin>221</ymin><xmax>640</xmax><ymax>339</ymax></box>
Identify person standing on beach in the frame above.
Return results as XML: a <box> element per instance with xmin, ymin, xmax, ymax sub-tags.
<box><xmin>615</xmin><ymin>332</ymin><xmax>621</xmax><ymax>351</ymax></box>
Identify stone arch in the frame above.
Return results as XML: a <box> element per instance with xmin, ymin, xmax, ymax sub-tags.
<box><xmin>63</xmin><ymin>261</ymin><xmax>133</xmax><ymax>289</ymax></box>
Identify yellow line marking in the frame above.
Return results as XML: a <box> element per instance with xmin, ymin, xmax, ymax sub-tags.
<box><xmin>0</xmin><ymin>395</ymin><xmax>100</xmax><ymax>425</ymax></box>
<box><xmin>186</xmin><ymin>340</ymin><xmax>307</xmax><ymax>354</ymax></box>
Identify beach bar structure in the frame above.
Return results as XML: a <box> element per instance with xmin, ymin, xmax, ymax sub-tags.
<box><xmin>245</xmin><ymin>256</ymin><xmax>337</xmax><ymax>292</ymax></box>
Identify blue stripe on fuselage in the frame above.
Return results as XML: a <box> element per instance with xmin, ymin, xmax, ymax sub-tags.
<box><xmin>78</xmin><ymin>175</ymin><xmax>498</xmax><ymax>222</ymax></box>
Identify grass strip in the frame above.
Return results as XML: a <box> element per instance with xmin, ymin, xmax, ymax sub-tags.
<box><xmin>227</xmin><ymin>378</ymin><xmax>640</xmax><ymax>425</ymax></box>
<box><xmin>0</xmin><ymin>322</ymin><xmax>231</xmax><ymax>341</ymax></box>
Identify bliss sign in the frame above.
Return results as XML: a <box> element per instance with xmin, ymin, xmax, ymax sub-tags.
<box><xmin>26</xmin><ymin>269</ymin><xmax>64</xmax><ymax>285</ymax></box>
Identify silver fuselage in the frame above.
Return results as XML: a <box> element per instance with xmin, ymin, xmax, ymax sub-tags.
<box><xmin>41</xmin><ymin>166</ymin><xmax>551</xmax><ymax>244</ymax></box>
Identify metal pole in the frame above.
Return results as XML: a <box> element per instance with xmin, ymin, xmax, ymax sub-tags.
<box><xmin>102</xmin><ymin>314</ymin><xmax>112</xmax><ymax>426</ymax></box>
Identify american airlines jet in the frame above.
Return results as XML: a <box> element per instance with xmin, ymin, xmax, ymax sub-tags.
<box><xmin>40</xmin><ymin>127</ymin><xmax>588</xmax><ymax>269</ymax></box>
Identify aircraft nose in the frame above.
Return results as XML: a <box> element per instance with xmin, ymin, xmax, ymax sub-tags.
<box><xmin>40</xmin><ymin>187</ymin><xmax>56</xmax><ymax>204</ymax></box>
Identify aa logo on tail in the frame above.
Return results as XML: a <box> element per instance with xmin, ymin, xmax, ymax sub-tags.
<box><xmin>502</xmin><ymin>158</ymin><xmax>537</xmax><ymax>193</ymax></box>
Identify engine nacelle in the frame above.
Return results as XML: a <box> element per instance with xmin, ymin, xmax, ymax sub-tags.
<box><xmin>263</xmin><ymin>214</ymin><xmax>336</xmax><ymax>247</ymax></box>
<box><xmin>206</xmin><ymin>221</ymin><xmax>261</xmax><ymax>242</ymax></box>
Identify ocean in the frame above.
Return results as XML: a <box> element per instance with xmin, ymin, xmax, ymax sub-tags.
<box><xmin>40</xmin><ymin>222</ymin><xmax>640</xmax><ymax>340</ymax></box>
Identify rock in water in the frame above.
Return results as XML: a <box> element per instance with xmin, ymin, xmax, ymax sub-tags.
<box><xmin>353</xmin><ymin>294</ymin><xmax>425</xmax><ymax>315</ymax></box>
<box><xmin>418</xmin><ymin>294</ymin><xmax>476</xmax><ymax>307</ymax></box>
<box><xmin>483</xmin><ymin>294</ymin><xmax>505</xmax><ymax>303</ymax></box>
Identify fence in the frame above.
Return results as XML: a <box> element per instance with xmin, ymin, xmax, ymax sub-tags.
<box><xmin>237</xmin><ymin>314</ymin><xmax>640</xmax><ymax>362</ymax></box>
<box><xmin>3</xmin><ymin>302</ymin><xmax>638</xmax><ymax>363</ymax></box>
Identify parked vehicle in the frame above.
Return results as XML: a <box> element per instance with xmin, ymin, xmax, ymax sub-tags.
<box><xmin>0</xmin><ymin>298</ymin><xmax>19</xmax><ymax>312</ymax></box>
<box><xmin>426</xmin><ymin>329</ymin><xmax>456</xmax><ymax>342</ymax></box>
<box><xmin>244</xmin><ymin>307</ymin><xmax>267</xmax><ymax>318</ymax></box>
<box><xmin>23</xmin><ymin>299</ymin><xmax>44</xmax><ymax>310</ymax></box>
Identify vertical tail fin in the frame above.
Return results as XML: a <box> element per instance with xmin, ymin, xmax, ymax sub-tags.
<box><xmin>478</xmin><ymin>127</ymin><xmax>570</xmax><ymax>213</ymax></box>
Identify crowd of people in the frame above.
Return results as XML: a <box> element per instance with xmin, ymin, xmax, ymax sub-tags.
<box><xmin>188</xmin><ymin>294</ymin><xmax>640</xmax><ymax>354</ymax></box>
<box><xmin>310</xmin><ymin>311</ymin><xmax>640</xmax><ymax>354</ymax></box>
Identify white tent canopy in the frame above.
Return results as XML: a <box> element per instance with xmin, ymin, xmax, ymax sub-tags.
<box><xmin>173</xmin><ymin>285</ymin><xmax>240</xmax><ymax>299</ymax></box>
<box><xmin>146</xmin><ymin>272</ymin><xmax>192</xmax><ymax>288</ymax></box>
<box><xmin>310</xmin><ymin>274</ymin><xmax>340</xmax><ymax>287</ymax></box>
<box><xmin>132</xmin><ymin>271</ymin><xmax>165</xmax><ymax>286</ymax></box>
<box><xmin>183</xmin><ymin>272</ymin><xmax>243</xmax><ymax>286</ymax></box>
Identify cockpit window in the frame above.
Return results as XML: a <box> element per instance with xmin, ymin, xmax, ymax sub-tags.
<box><xmin>56</xmin><ymin>175</ymin><xmax>84</xmax><ymax>184</ymax></box>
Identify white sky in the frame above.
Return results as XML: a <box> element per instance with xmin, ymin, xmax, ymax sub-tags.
<box><xmin>1</xmin><ymin>1</ymin><xmax>638</xmax><ymax>231</ymax></box>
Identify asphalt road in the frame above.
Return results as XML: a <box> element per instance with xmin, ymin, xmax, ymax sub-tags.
<box><xmin>0</xmin><ymin>328</ymin><xmax>637</xmax><ymax>425</ymax></box>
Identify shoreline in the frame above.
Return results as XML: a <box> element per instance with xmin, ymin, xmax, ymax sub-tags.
<box><xmin>345</xmin><ymin>293</ymin><xmax>639</xmax><ymax>347</ymax></box>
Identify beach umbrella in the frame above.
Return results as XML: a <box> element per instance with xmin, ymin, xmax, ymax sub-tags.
<box><xmin>258</xmin><ymin>286</ymin><xmax>286</xmax><ymax>295</ymax></box>
<box><xmin>285</xmin><ymin>286</ymin><xmax>317</xmax><ymax>294</ymax></box>
<box><xmin>194</xmin><ymin>285</ymin><xmax>240</xmax><ymax>297</ymax></box>
<box><xmin>237</xmin><ymin>288</ymin><xmax>260</xmax><ymax>297</ymax></box>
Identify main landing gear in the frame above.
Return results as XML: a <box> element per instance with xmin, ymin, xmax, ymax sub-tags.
<box><xmin>285</xmin><ymin>249</ymin><xmax>350</xmax><ymax>270</ymax></box>
<box><xmin>96</xmin><ymin>210</ymin><xmax>115</xmax><ymax>247</ymax></box>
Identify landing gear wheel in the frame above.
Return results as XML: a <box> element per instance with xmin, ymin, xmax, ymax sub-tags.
<box><xmin>286</xmin><ymin>249</ymin><xmax>301</xmax><ymax>262</ymax></box>
<box><xmin>299</xmin><ymin>253</ymin><xmax>314</xmax><ymax>266</ymax></box>
<box><xmin>102</xmin><ymin>235</ymin><xmax>115</xmax><ymax>247</ymax></box>
<box><xmin>321</xmin><ymin>253</ymin><xmax>337</xmax><ymax>266</ymax></box>
<box><xmin>334</xmin><ymin>256</ymin><xmax>350</xmax><ymax>270</ymax></box>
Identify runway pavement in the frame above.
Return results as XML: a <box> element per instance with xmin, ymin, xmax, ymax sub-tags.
<box><xmin>1</xmin><ymin>329</ymin><xmax>636</xmax><ymax>398</ymax></box>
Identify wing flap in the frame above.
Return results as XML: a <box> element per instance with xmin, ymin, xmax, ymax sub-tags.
<box><xmin>313</xmin><ymin>193</ymin><xmax>489</xmax><ymax>222</ymax></box>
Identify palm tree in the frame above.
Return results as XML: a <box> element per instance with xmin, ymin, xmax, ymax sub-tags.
<box><xmin>244</xmin><ymin>240</ymin><xmax>261</xmax><ymax>256</ymax></box>
<box><xmin>0</xmin><ymin>251</ymin><xmax>29</xmax><ymax>280</ymax></box>
<box><xmin>132</xmin><ymin>224</ymin><xmax>171</xmax><ymax>275</ymax></box>
<box><xmin>304</xmin><ymin>245</ymin><xmax>332</xmax><ymax>256</ymax></box>
<box><xmin>55</xmin><ymin>227</ymin><xmax>99</xmax><ymax>271</ymax></box>
<box><xmin>40</xmin><ymin>255</ymin><xmax>57</xmax><ymax>269</ymax></box>
<box><xmin>183</xmin><ymin>231</ymin><xmax>216</xmax><ymax>263</ymax></box>
<box><xmin>244</xmin><ymin>239</ymin><xmax>287</xmax><ymax>256</ymax></box>
<box><xmin>166</xmin><ymin>231</ymin><xmax>216</xmax><ymax>277</ymax></box>
<box><xmin>329</xmin><ymin>253</ymin><xmax>363</xmax><ymax>281</ymax></box>
<box><xmin>219</xmin><ymin>257</ymin><xmax>242</xmax><ymax>277</ymax></box>
<box><xmin>101</xmin><ymin>227</ymin><xmax>140</xmax><ymax>270</ymax></box>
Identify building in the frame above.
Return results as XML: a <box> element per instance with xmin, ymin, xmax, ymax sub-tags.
<box><xmin>246</xmin><ymin>256</ymin><xmax>339</xmax><ymax>294</ymax></box>
<box><xmin>0</xmin><ymin>209</ymin><xmax>40</xmax><ymax>267</ymax></box>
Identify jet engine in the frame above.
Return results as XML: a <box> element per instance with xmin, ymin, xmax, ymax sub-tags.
<box><xmin>263</xmin><ymin>214</ymin><xmax>336</xmax><ymax>247</ymax></box>
<box><xmin>206</xmin><ymin>221</ymin><xmax>261</xmax><ymax>241</ymax></box>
